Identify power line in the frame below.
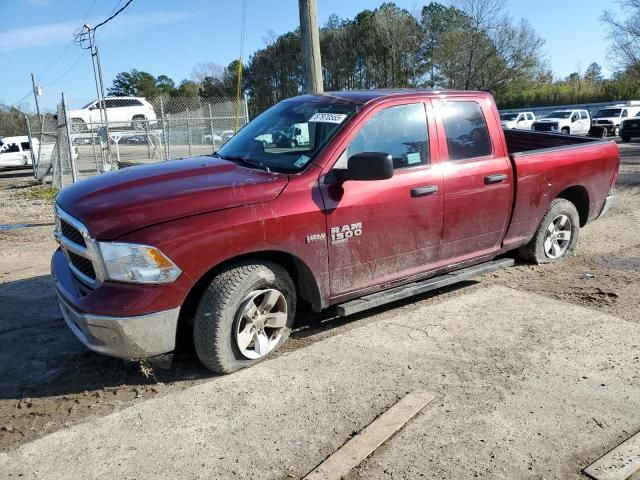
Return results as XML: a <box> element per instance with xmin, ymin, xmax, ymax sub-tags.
<box><xmin>37</xmin><ymin>0</ymin><xmax>98</xmax><ymax>78</ymax></box>
<box><xmin>8</xmin><ymin>91</ymin><xmax>34</xmax><ymax>107</ymax></box>
<box><xmin>41</xmin><ymin>51</ymin><xmax>87</xmax><ymax>86</ymax></box>
<box><xmin>94</xmin><ymin>0</ymin><xmax>134</xmax><ymax>31</ymax></box>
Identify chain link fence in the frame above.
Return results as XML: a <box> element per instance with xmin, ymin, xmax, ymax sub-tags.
<box><xmin>34</xmin><ymin>94</ymin><xmax>248</xmax><ymax>187</ymax></box>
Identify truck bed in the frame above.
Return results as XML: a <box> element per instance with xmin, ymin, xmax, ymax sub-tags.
<box><xmin>503</xmin><ymin>129</ymin><xmax>604</xmax><ymax>156</ymax></box>
<box><xmin>501</xmin><ymin>128</ymin><xmax>619</xmax><ymax>252</ymax></box>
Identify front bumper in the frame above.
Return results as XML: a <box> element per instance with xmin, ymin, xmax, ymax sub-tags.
<box><xmin>56</xmin><ymin>292</ymin><xmax>180</xmax><ymax>358</ymax></box>
<box><xmin>52</xmin><ymin>248</ymin><xmax>182</xmax><ymax>359</ymax></box>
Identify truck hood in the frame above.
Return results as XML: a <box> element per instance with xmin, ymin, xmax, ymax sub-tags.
<box><xmin>56</xmin><ymin>156</ymin><xmax>288</xmax><ymax>239</ymax></box>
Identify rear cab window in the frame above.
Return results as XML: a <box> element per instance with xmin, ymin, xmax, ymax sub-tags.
<box><xmin>439</xmin><ymin>101</ymin><xmax>492</xmax><ymax>161</ymax></box>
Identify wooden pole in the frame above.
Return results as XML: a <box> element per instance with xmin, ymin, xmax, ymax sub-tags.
<box><xmin>299</xmin><ymin>0</ymin><xmax>323</xmax><ymax>94</ymax></box>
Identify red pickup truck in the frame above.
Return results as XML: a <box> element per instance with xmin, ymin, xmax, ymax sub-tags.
<box><xmin>52</xmin><ymin>90</ymin><xmax>619</xmax><ymax>373</ymax></box>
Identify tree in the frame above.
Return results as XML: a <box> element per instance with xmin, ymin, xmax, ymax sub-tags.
<box><xmin>200</xmin><ymin>60</ymin><xmax>243</xmax><ymax>99</ymax></box>
<box><xmin>108</xmin><ymin>70</ymin><xmax>160</xmax><ymax>98</ymax></box>
<box><xmin>156</xmin><ymin>75</ymin><xmax>176</xmax><ymax>95</ymax></box>
<box><xmin>191</xmin><ymin>62</ymin><xmax>224</xmax><ymax>84</ymax></box>
<box><xmin>602</xmin><ymin>0</ymin><xmax>640</xmax><ymax>79</ymax></box>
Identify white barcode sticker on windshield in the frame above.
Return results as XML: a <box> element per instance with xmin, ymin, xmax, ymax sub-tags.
<box><xmin>295</xmin><ymin>155</ymin><xmax>310</xmax><ymax>167</ymax></box>
<box><xmin>309</xmin><ymin>113</ymin><xmax>347</xmax><ymax>124</ymax></box>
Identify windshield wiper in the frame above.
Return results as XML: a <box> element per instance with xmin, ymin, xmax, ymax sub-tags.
<box><xmin>213</xmin><ymin>152</ymin><xmax>271</xmax><ymax>173</ymax></box>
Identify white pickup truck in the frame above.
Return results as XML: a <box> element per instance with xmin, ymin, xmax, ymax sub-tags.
<box><xmin>532</xmin><ymin>110</ymin><xmax>591</xmax><ymax>135</ymax></box>
<box><xmin>0</xmin><ymin>136</ymin><xmax>77</xmax><ymax>169</ymax></box>
<box><xmin>592</xmin><ymin>105</ymin><xmax>640</xmax><ymax>137</ymax></box>
<box><xmin>0</xmin><ymin>136</ymin><xmax>49</xmax><ymax>168</ymax></box>
<box><xmin>499</xmin><ymin>111</ymin><xmax>536</xmax><ymax>130</ymax></box>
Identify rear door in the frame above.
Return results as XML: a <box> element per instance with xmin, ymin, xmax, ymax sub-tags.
<box><xmin>435</xmin><ymin>99</ymin><xmax>513</xmax><ymax>265</ymax></box>
<box><xmin>320</xmin><ymin>100</ymin><xmax>444</xmax><ymax>296</ymax></box>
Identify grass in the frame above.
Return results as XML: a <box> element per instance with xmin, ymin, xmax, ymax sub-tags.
<box><xmin>16</xmin><ymin>185</ymin><xmax>58</xmax><ymax>202</ymax></box>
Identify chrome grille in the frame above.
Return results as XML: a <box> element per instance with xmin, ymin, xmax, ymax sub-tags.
<box><xmin>54</xmin><ymin>206</ymin><xmax>103</xmax><ymax>288</ymax></box>
<box><xmin>60</xmin><ymin>219</ymin><xmax>86</xmax><ymax>248</ymax></box>
<box><xmin>68</xmin><ymin>251</ymin><xmax>96</xmax><ymax>279</ymax></box>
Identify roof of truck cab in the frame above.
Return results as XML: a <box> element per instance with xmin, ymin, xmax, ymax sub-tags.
<box><xmin>296</xmin><ymin>89</ymin><xmax>492</xmax><ymax>104</ymax></box>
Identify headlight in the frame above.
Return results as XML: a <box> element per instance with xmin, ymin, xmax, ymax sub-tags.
<box><xmin>98</xmin><ymin>242</ymin><xmax>181</xmax><ymax>284</ymax></box>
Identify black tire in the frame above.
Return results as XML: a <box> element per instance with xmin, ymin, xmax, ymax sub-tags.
<box><xmin>131</xmin><ymin>115</ymin><xmax>147</xmax><ymax>131</ymax></box>
<box><xmin>561</xmin><ymin>127</ymin><xmax>570</xmax><ymax>135</ymax></box>
<box><xmin>518</xmin><ymin>198</ymin><xmax>580</xmax><ymax>264</ymax></box>
<box><xmin>193</xmin><ymin>260</ymin><xmax>296</xmax><ymax>374</ymax></box>
<box><xmin>71</xmin><ymin>118</ymin><xmax>87</xmax><ymax>133</ymax></box>
<box><xmin>288</xmin><ymin>139</ymin><xmax>297</xmax><ymax>148</ymax></box>
<box><xmin>621</xmin><ymin>136</ymin><xmax>631</xmax><ymax>142</ymax></box>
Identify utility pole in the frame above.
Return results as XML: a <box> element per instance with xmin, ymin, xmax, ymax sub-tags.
<box><xmin>298</xmin><ymin>0</ymin><xmax>323</xmax><ymax>94</ymax></box>
<box><xmin>31</xmin><ymin>73</ymin><xmax>44</xmax><ymax>171</ymax></box>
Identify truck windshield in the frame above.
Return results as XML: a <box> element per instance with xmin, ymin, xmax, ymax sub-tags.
<box><xmin>500</xmin><ymin>113</ymin><xmax>518</xmax><ymax>121</ymax></box>
<box><xmin>217</xmin><ymin>97</ymin><xmax>359</xmax><ymax>173</ymax></box>
<box><xmin>595</xmin><ymin>109</ymin><xmax>622</xmax><ymax>117</ymax></box>
<box><xmin>546</xmin><ymin>111</ymin><xmax>572</xmax><ymax>119</ymax></box>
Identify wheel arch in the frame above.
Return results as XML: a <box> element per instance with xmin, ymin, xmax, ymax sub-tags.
<box><xmin>180</xmin><ymin>250</ymin><xmax>323</xmax><ymax>327</ymax></box>
<box><xmin>556</xmin><ymin>185</ymin><xmax>589</xmax><ymax>226</ymax></box>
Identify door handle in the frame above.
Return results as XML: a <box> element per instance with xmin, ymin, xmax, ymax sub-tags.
<box><xmin>484</xmin><ymin>173</ymin><xmax>508</xmax><ymax>185</ymax></box>
<box><xmin>411</xmin><ymin>185</ymin><xmax>439</xmax><ymax>197</ymax></box>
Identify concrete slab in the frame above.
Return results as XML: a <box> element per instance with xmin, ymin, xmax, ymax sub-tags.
<box><xmin>2</xmin><ymin>285</ymin><xmax>640</xmax><ymax>480</ymax></box>
<box><xmin>584</xmin><ymin>431</ymin><xmax>640</xmax><ymax>480</ymax></box>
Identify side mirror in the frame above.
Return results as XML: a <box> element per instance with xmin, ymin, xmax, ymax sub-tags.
<box><xmin>335</xmin><ymin>152</ymin><xmax>394</xmax><ymax>182</ymax></box>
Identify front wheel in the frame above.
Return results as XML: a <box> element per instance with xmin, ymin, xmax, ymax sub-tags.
<box><xmin>561</xmin><ymin>127</ymin><xmax>570</xmax><ymax>135</ymax></box>
<box><xmin>518</xmin><ymin>198</ymin><xmax>580</xmax><ymax>264</ymax></box>
<box><xmin>621</xmin><ymin>135</ymin><xmax>631</xmax><ymax>142</ymax></box>
<box><xmin>193</xmin><ymin>261</ymin><xmax>296</xmax><ymax>374</ymax></box>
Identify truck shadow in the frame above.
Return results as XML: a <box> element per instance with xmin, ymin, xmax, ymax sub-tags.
<box><xmin>0</xmin><ymin>274</ymin><xmax>486</xmax><ymax>401</ymax></box>
<box><xmin>0</xmin><ymin>274</ymin><xmax>211</xmax><ymax>400</ymax></box>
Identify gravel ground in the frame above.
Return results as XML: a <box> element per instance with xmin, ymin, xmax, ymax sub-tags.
<box><xmin>0</xmin><ymin>145</ymin><xmax>638</xmax><ymax>452</ymax></box>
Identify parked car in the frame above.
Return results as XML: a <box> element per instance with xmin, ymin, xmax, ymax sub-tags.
<box><xmin>67</xmin><ymin>97</ymin><xmax>157</xmax><ymax>133</ymax></box>
<box><xmin>52</xmin><ymin>89</ymin><xmax>619</xmax><ymax>374</ymax></box>
<box><xmin>0</xmin><ymin>136</ymin><xmax>61</xmax><ymax>168</ymax></box>
<box><xmin>203</xmin><ymin>130</ymin><xmax>234</xmax><ymax>145</ymax></box>
<box><xmin>532</xmin><ymin>110</ymin><xmax>591</xmax><ymax>135</ymax></box>
<box><xmin>592</xmin><ymin>105</ymin><xmax>640</xmax><ymax>137</ymax></box>
<box><xmin>619</xmin><ymin>111</ymin><xmax>640</xmax><ymax>142</ymax></box>
<box><xmin>499</xmin><ymin>111</ymin><xmax>536</xmax><ymax>130</ymax></box>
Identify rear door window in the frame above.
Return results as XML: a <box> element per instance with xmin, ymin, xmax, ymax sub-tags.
<box><xmin>347</xmin><ymin>103</ymin><xmax>429</xmax><ymax>169</ymax></box>
<box><xmin>440</xmin><ymin>101</ymin><xmax>492</xmax><ymax>161</ymax></box>
<box><xmin>20</xmin><ymin>142</ymin><xmax>30</xmax><ymax>151</ymax></box>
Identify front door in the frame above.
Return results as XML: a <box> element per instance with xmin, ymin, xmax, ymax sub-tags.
<box><xmin>320</xmin><ymin>101</ymin><xmax>444</xmax><ymax>297</ymax></box>
<box><xmin>435</xmin><ymin>99</ymin><xmax>513</xmax><ymax>265</ymax></box>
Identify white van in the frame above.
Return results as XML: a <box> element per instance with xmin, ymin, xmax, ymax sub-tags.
<box><xmin>592</xmin><ymin>104</ymin><xmax>640</xmax><ymax>137</ymax></box>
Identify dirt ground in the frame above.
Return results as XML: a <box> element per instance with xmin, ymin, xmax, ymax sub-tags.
<box><xmin>0</xmin><ymin>143</ymin><xmax>638</xmax><ymax>453</ymax></box>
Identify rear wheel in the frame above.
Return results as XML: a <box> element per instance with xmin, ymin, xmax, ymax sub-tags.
<box><xmin>193</xmin><ymin>261</ymin><xmax>296</xmax><ymax>374</ymax></box>
<box><xmin>131</xmin><ymin>115</ymin><xmax>147</xmax><ymax>131</ymax></box>
<box><xmin>518</xmin><ymin>199</ymin><xmax>580</xmax><ymax>264</ymax></box>
<box><xmin>71</xmin><ymin>118</ymin><xmax>87</xmax><ymax>134</ymax></box>
<box><xmin>561</xmin><ymin>127</ymin><xmax>570</xmax><ymax>135</ymax></box>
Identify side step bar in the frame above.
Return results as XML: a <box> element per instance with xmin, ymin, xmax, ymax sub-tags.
<box><xmin>335</xmin><ymin>258</ymin><xmax>515</xmax><ymax>317</ymax></box>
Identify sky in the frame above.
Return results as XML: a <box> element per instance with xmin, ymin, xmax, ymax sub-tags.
<box><xmin>0</xmin><ymin>0</ymin><xmax>621</xmax><ymax>112</ymax></box>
